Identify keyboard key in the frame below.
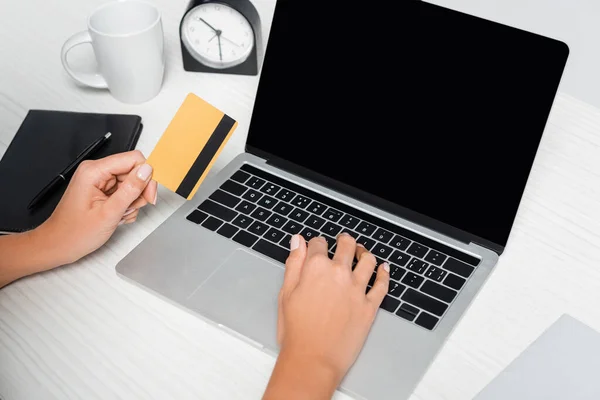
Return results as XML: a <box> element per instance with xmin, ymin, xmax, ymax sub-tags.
<box><xmin>275</xmin><ymin>189</ymin><xmax>295</xmax><ymax>202</ymax></box>
<box><xmin>379</xmin><ymin>296</ymin><xmax>401</xmax><ymax>313</ymax></box>
<box><xmin>253</xmin><ymin>239</ymin><xmax>289</xmax><ymax>264</ymax></box>
<box><xmin>390</xmin><ymin>235</ymin><xmax>411</xmax><ymax>251</ymax></box>
<box><xmin>232</xmin><ymin>230</ymin><xmax>259</xmax><ymax>247</ymax></box>
<box><xmin>388</xmin><ymin>281</ymin><xmax>406</xmax><ymax>298</ymax></box>
<box><xmin>401</xmin><ymin>272</ymin><xmax>424</xmax><ymax>289</ymax></box>
<box><xmin>424</xmin><ymin>250</ymin><xmax>447</xmax><ymax>266</ymax></box>
<box><xmin>264</xmin><ymin>228</ymin><xmax>286</xmax><ymax>244</ymax></box>
<box><xmin>282</xmin><ymin>221</ymin><xmax>303</xmax><ymax>234</ymax></box>
<box><xmin>307</xmin><ymin>201</ymin><xmax>327</xmax><ymax>215</ymax></box>
<box><xmin>220</xmin><ymin>180</ymin><xmax>247</xmax><ymax>196</ymax></box>
<box><xmin>388</xmin><ymin>250</ymin><xmax>410</xmax><ymax>266</ymax></box>
<box><xmin>231</xmin><ymin>170</ymin><xmax>251</xmax><ymax>184</ymax></box>
<box><xmin>372</xmin><ymin>228</ymin><xmax>393</xmax><ymax>244</ymax></box>
<box><xmin>209</xmin><ymin>190</ymin><xmax>240</xmax><ymax>208</ymax></box>
<box><xmin>424</xmin><ymin>266</ymin><xmax>447</xmax><ymax>282</ymax></box>
<box><xmin>250</xmin><ymin>207</ymin><xmax>272</xmax><ymax>221</ymax></box>
<box><xmin>389</xmin><ymin>265</ymin><xmax>406</xmax><ymax>281</ymax></box>
<box><xmin>322</xmin><ymin>235</ymin><xmax>336</xmax><ymax>249</ymax></box>
<box><xmin>260</xmin><ymin>183</ymin><xmax>281</xmax><ymax>196</ymax></box>
<box><xmin>199</xmin><ymin>200</ymin><xmax>238</xmax><ymax>222</ymax></box>
<box><xmin>290</xmin><ymin>209</ymin><xmax>310</xmax><ymax>223</ymax></box>
<box><xmin>339</xmin><ymin>215</ymin><xmax>360</xmax><ymax>229</ymax></box>
<box><xmin>273</xmin><ymin>202</ymin><xmax>293</xmax><ymax>216</ymax></box>
<box><xmin>421</xmin><ymin>280</ymin><xmax>457</xmax><ymax>303</ymax></box>
<box><xmin>407</xmin><ymin>258</ymin><xmax>428</xmax><ymax>274</ymax></box>
<box><xmin>257</xmin><ymin>195</ymin><xmax>277</xmax><ymax>209</ymax></box>
<box><xmin>321</xmin><ymin>222</ymin><xmax>342</xmax><ymax>236</ymax></box>
<box><xmin>372</xmin><ymin>243</ymin><xmax>393</xmax><ymax>259</ymax></box>
<box><xmin>235</xmin><ymin>200</ymin><xmax>257</xmax><ymax>215</ymax></box>
<box><xmin>396</xmin><ymin>303</ymin><xmax>419</xmax><ymax>321</ymax></box>
<box><xmin>443</xmin><ymin>273</ymin><xmax>466</xmax><ymax>290</ymax></box>
<box><xmin>415</xmin><ymin>312</ymin><xmax>439</xmax><ymax>330</ymax></box>
<box><xmin>322</xmin><ymin>208</ymin><xmax>343</xmax><ymax>222</ymax></box>
<box><xmin>186</xmin><ymin>210</ymin><xmax>208</xmax><ymax>224</ymax></box>
<box><xmin>246</xmin><ymin>176</ymin><xmax>266</xmax><ymax>189</ymax></box>
<box><xmin>356</xmin><ymin>221</ymin><xmax>377</xmax><ymax>236</ymax></box>
<box><xmin>401</xmin><ymin>289</ymin><xmax>448</xmax><ymax>317</ymax></box>
<box><xmin>305</xmin><ymin>215</ymin><xmax>326</xmax><ymax>230</ymax></box>
<box><xmin>341</xmin><ymin>229</ymin><xmax>359</xmax><ymax>239</ymax></box>
<box><xmin>232</xmin><ymin>215</ymin><xmax>254</xmax><ymax>229</ymax></box>
<box><xmin>443</xmin><ymin>258</ymin><xmax>475</xmax><ymax>278</ymax></box>
<box><xmin>266</xmin><ymin>214</ymin><xmax>288</xmax><ymax>229</ymax></box>
<box><xmin>300</xmin><ymin>227</ymin><xmax>320</xmax><ymax>240</ymax></box>
<box><xmin>248</xmin><ymin>221</ymin><xmax>270</xmax><ymax>236</ymax></box>
<box><xmin>217</xmin><ymin>223</ymin><xmax>239</xmax><ymax>238</ymax></box>
<box><xmin>279</xmin><ymin>234</ymin><xmax>292</xmax><ymax>248</ymax></box>
<box><xmin>407</xmin><ymin>243</ymin><xmax>429</xmax><ymax>258</ymax></box>
<box><xmin>242</xmin><ymin>189</ymin><xmax>262</xmax><ymax>203</ymax></box>
<box><xmin>291</xmin><ymin>194</ymin><xmax>311</xmax><ymax>208</ymax></box>
<box><xmin>202</xmin><ymin>216</ymin><xmax>223</xmax><ymax>231</ymax></box>
<box><xmin>356</xmin><ymin>236</ymin><xmax>376</xmax><ymax>250</ymax></box>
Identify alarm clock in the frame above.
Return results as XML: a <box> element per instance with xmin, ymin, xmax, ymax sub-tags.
<box><xmin>180</xmin><ymin>0</ymin><xmax>263</xmax><ymax>75</ymax></box>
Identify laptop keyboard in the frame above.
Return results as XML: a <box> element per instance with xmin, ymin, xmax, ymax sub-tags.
<box><xmin>186</xmin><ymin>164</ymin><xmax>480</xmax><ymax>331</ymax></box>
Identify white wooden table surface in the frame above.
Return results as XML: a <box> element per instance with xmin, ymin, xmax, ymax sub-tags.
<box><xmin>2</xmin><ymin>1</ymin><xmax>600</xmax><ymax>399</ymax></box>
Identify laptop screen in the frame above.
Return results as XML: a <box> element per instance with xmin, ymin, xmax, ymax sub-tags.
<box><xmin>246</xmin><ymin>0</ymin><xmax>569</xmax><ymax>249</ymax></box>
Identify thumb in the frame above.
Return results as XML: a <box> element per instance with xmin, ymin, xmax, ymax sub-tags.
<box><xmin>105</xmin><ymin>163</ymin><xmax>153</xmax><ymax>215</ymax></box>
<box><xmin>281</xmin><ymin>234</ymin><xmax>307</xmax><ymax>295</ymax></box>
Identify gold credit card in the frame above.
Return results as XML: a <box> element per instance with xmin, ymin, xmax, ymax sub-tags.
<box><xmin>147</xmin><ymin>93</ymin><xmax>238</xmax><ymax>200</ymax></box>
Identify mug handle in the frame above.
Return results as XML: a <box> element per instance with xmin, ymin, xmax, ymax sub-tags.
<box><xmin>61</xmin><ymin>31</ymin><xmax>108</xmax><ymax>89</ymax></box>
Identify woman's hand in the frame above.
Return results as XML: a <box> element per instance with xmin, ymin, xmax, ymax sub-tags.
<box><xmin>263</xmin><ymin>233</ymin><xmax>390</xmax><ymax>400</ymax></box>
<box><xmin>35</xmin><ymin>150</ymin><xmax>157</xmax><ymax>266</ymax></box>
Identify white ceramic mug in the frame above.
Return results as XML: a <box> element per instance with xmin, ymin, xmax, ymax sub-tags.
<box><xmin>61</xmin><ymin>0</ymin><xmax>165</xmax><ymax>104</ymax></box>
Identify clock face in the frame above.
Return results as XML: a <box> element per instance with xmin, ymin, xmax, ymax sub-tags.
<box><xmin>181</xmin><ymin>3</ymin><xmax>255</xmax><ymax>69</ymax></box>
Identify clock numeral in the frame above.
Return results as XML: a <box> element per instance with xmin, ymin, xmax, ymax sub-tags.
<box><xmin>232</xmin><ymin>50</ymin><xmax>236</xmax><ymax>56</ymax></box>
<box><xmin>195</xmin><ymin>39</ymin><xmax>200</xmax><ymax>45</ymax></box>
<box><xmin>189</xmin><ymin>26</ymin><xmax>195</xmax><ymax>32</ymax></box>
<box><xmin>244</xmin><ymin>31</ymin><xmax>249</xmax><ymax>37</ymax></box>
<box><xmin>215</xmin><ymin>5</ymin><xmax>220</xmax><ymax>11</ymax></box>
<box><xmin>206</xmin><ymin>47</ymin><xmax>210</xmax><ymax>53</ymax></box>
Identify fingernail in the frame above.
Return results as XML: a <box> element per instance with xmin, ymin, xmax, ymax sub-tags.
<box><xmin>137</xmin><ymin>164</ymin><xmax>153</xmax><ymax>181</ymax></box>
<box><xmin>337</xmin><ymin>232</ymin><xmax>350</xmax><ymax>238</ymax></box>
<box><xmin>152</xmin><ymin>191</ymin><xmax>158</xmax><ymax>206</ymax></box>
<box><xmin>123</xmin><ymin>208</ymin><xmax>136</xmax><ymax>217</ymax></box>
<box><xmin>356</xmin><ymin>243</ymin><xmax>364</xmax><ymax>248</ymax></box>
<box><xmin>382</xmin><ymin>262</ymin><xmax>390</xmax><ymax>273</ymax></box>
<box><xmin>118</xmin><ymin>219</ymin><xmax>126</xmax><ymax>226</ymax></box>
<box><xmin>290</xmin><ymin>234</ymin><xmax>300</xmax><ymax>251</ymax></box>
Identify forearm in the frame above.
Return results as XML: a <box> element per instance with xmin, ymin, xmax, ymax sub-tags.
<box><xmin>263</xmin><ymin>348</ymin><xmax>341</xmax><ymax>400</ymax></box>
<box><xmin>0</xmin><ymin>225</ymin><xmax>62</xmax><ymax>288</ymax></box>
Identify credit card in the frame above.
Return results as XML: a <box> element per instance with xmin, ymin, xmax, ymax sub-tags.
<box><xmin>147</xmin><ymin>93</ymin><xmax>238</xmax><ymax>200</ymax></box>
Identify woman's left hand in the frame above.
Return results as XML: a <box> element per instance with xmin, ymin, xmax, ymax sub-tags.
<box><xmin>36</xmin><ymin>150</ymin><xmax>158</xmax><ymax>266</ymax></box>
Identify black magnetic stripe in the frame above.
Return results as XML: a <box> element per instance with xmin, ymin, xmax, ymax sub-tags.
<box><xmin>176</xmin><ymin>114</ymin><xmax>236</xmax><ymax>198</ymax></box>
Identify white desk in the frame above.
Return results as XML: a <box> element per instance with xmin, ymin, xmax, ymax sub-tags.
<box><xmin>2</xmin><ymin>1</ymin><xmax>600</xmax><ymax>399</ymax></box>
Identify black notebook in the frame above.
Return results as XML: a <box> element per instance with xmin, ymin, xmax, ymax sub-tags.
<box><xmin>0</xmin><ymin>110</ymin><xmax>143</xmax><ymax>233</ymax></box>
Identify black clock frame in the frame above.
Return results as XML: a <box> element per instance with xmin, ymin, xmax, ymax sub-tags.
<box><xmin>180</xmin><ymin>0</ymin><xmax>263</xmax><ymax>76</ymax></box>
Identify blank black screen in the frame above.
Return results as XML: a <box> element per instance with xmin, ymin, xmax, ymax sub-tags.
<box><xmin>247</xmin><ymin>0</ymin><xmax>569</xmax><ymax>248</ymax></box>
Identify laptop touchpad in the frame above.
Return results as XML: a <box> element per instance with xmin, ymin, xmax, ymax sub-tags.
<box><xmin>186</xmin><ymin>249</ymin><xmax>284</xmax><ymax>352</ymax></box>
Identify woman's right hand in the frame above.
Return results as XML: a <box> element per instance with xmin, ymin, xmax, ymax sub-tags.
<box><xmin>263</xmin><ymin>233</ymin><xmax>390</xmax><ymax>400</ymax></box>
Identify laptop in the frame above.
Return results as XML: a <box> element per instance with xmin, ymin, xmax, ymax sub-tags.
<box><xmin>116</xmin><ymin>1</ymin><xmax>569</xmax><ymax>399</ymax></box>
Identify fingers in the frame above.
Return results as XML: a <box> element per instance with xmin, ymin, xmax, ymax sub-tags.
<box><xmin>91</xmin><ymin>150</ymin><xmax>147</xmax><ymax>177</ymax></box>
<box><xmin>281</xmin><ymin>235</ymin><xmax>307</xmax><ymax>295</ymax></box>
<box><xmin>105</xmin><ymin>163</ymin><xmax>153</xmax><ymax>216</ymax></box>
<box><xmin>142</xmin><ymin>180</ymin><xmax>158</xmax><ymax>205</ymax></box>
<box><xmin>366</xmin><ymin>262</ymin><xmax>390</xmax><ymax>306</ymax></box>
<box><xmin>306</xmin><ymin>236</ymin><xmax>328</xmax><ymax>259</ymax></box>
<box><xmin>353</xmin><ymin>245</ymin><xmax>377</xmax><ymax>286</ymax></box>
<box><xmin>332</xmin><ymin>232</ymin><xmax>356</xmax><ymax>266</ymax></box>
<box><xmin>120</xmin><ymin>209</ymin><xmax>140</xmax><ymax>225</ymax></box>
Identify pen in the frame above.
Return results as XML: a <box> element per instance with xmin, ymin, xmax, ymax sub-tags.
<box><xmin>27</xmin><ymin>132</ymin><xmax>112</xmax><ymax>210</ymax></box>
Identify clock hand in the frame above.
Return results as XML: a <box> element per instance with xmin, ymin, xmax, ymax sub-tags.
<box><xmin>216</xmin><ymin>30</ymin><xmax>223</xmax><ymax>61</ymax></box>
<box><xmin>220</xmin><ymin>35</ymin><xmax>241</xmax><ymax>48</ymax></box>
<box><xmin>199</xmin><ymin>18</ymin><xmax>218</xmax><ymax>33</ymax></box>
<box><xmin>209</xmin><ymin>33</ymin><xmax>217</xmax><ymax>43</ymax></box>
